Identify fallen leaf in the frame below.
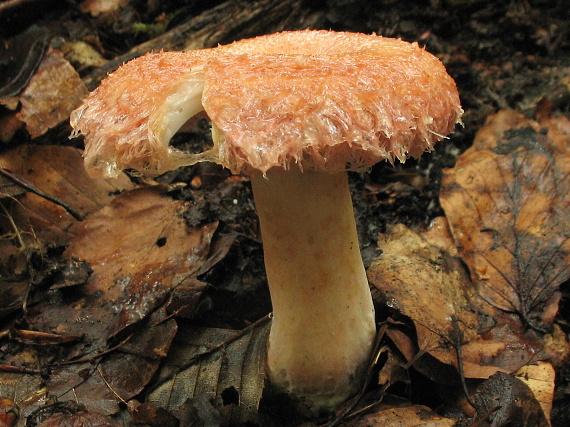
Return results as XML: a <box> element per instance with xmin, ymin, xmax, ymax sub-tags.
<box><xmin>127</xmin><ymin>400</ymin><xmax>178</xmax><ymax>427</ymax></box>
<box><xmin>79</xmin><ymin>0</ymin><xmax>128</xmax><ymax>17</ymax></box>
<box><xmin>0</xmin><ymin>25</ymin><xmax>49</xmax><ymax>99</ymax></box>
<box><xmin>368</xmin><ymin>223</ymin><xmax>481</xmax><ymax>370</ymax></box>
<box><xmin>66</xmin><ymin>186</ymin><xmax>216</xmax><ymax>317</ymax></box>
<box><xmin>27</xmin><ymin>401</ymin><xmax>120</xmax><ymax>427</ymax></box>
<box><xmin>353</xmin><ymin>404</ymin><xmax>456</xmax><ymax>426</ymax></box>
<box><xmin>0</xmin><ymin>397</ymin><xmax>18</xmax><ymax>427</ymax></box>
<box><xmin>21</xmin><ymin>186</ymin><xmax>217</xmax><ymax>415</ymax></box>
<box><xmin>0</xmin><ymin>348</ymin><xmax>47</xmax><ymax>423</ymax></box>
<box><xmin>148</xmin><ymin>320</ymin><xmax>270</xmax><ymax>426</ymax></box>
<box><xmin>440</xmin><ymin>109</ymin><xmax>570</xmax><ymax>330</ymax></box>
<box><xmin>515</xmin><ymin>361</ymin><xmax>556</xmax><ymax>424</ymax></box>
<box><xmin>0</xmin><ymin>144</ymin><xmax>133</xmax><ymax>247</ymax></box>
<box><xmin>16</xmin><ymin>47</ymin><xmax>88</xmax><ymax>138</ymax></box>
<box><xmin>369</xmin><ymin>221</ymin><xmax>547</xmax><ymax>379</ymax></box>
<box><xmin>473</xmin><ymin>371</ymin><xmax>549</xmax><ymax>427</ymax></box>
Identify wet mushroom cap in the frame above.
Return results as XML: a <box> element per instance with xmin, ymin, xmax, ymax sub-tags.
<box><xmin>70</xmin><ymin>30</ymin><xmax>462</xmax><ymax>179</ymax></box>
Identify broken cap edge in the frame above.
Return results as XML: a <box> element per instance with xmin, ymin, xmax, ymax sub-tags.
<box><xmin>70</xmin><ymin>31</ymin><xmax>463</xmax><ymax>179</ymax></box>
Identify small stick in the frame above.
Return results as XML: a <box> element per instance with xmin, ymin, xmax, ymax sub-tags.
<box><xmin>97</xmin><ymin>366</ymin><xmax>128</xmax><ymax>405</ymax></box>
<box><xmin>0</xmin><ymin>363</ymin><xmax>40</xmax><ymax>375</ymax></box>
<box><xmin>0</xmin><ymin>167</ymin><xmax>83</xmax><ymax>221</ymax></box>
<box><xmin>52</xmin><ymin>333</ymin><xmax>134</xmax><ymax>366</ymax></box>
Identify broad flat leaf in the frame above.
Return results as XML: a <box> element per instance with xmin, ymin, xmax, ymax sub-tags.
<box><xmin>353</xmin><ymin>405</ymin><xmax>455</xmax><ymax>426</ymax></box>
<box><xmin>0</xmin><ymin>348</ymin><xmax>47</xmax><ymax>426</ymax></box>
<box><xmin>148</xmin><ymin>321</ymin><xmax>270</xmax><ymax>425</ymax></box>
<box><xmin>368</xmin><ymin>220</ymin><xmax>547</xmax><ymax>379</ymax></box>
<box><xmin>440</xmin><ymin>109</ymin><xmax>570</xmax><ymax>328</ymax></box>
<box><xmin>16</xmin><ymin>47</ymin><xmax>88</xmax><ymax>138</ymax></box>
<box><xmin>473</xmin><ymin>371</ymin><xmax>549</xmax><ymax>427</ymax></box>
<box><xmin>368</xmin><ymin>222</ymin><xmax>480</xmax><ymax>361</ymax></box>
<box><xmin>0</xmin><ymin>144</ymin><xmax>133</xmax><ymax>247</ymax></box>
<box><xmin>515</xmin><ymin>361</ymin><xmax>555</xmax><ymax>423</ymax></box>
<box><xmin>24</xmin><ymin>187</ymin><xmax>217</xmax><ymax>415</ymax></box>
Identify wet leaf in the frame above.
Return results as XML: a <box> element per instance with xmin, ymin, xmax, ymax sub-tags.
<box><xmin>0</xmin><ymin>25</ymin><xmax>49</xmax><ymax>98</ymax></box>
<box><xmin>148</xmin><ymin>320</ymin><xmax>270</xmax><ymax>426</ymax></box>
<box><xmin>0</xmin><ymin>397</ymin><xmax>18</xmax><ymax>427</ymax></box>
<box><xmin>21</xmin><ymin>187</ymin><xmax>216</xmax><ymax>415</ymax></box>
<box><xmin>440</xmin><ymin>109</ymin><xmax>570</xmax><ymax>329</ymax></box>
<box><xmin>27</xmin><ymin>401</ymin><xmax>120</xmax><ymax>427</ymax></box>
<box><xmin>127</xmin><ymin>400</ymin><xmax>178</xmax><ymax>427</ymax></box>
<box><xmin>16</xmin><ymin>47</ymin><xmax>88</xmax><ymax>138</ymax></box>
<box><xmin>368</xmin><ymin>222</ymin><xmax>481</xmax><ymax>369</ymax></box>
<box><xmin>0</xmin><ymin>348</ymin><xmax>47</xmax><ymax>424</ymax></box>
<box><xmin>473</xmin><ymin>371</ymin><xmax>549</xmax><ymax>427</ymax></box>
<box><xmin>0</xmin><ymin>144</ymin><xmax>133</xmax><ymax>247</ymax></box>
<box><xmin>65</xmin><ymin>186</ymin><xmax>216</xmax><ymax>333</ymax></box>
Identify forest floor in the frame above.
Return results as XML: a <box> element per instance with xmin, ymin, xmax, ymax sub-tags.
<box><xmin>0</xmin><ymin>0</ymin><xmax>569</xmax><ymax>426</ymax></box>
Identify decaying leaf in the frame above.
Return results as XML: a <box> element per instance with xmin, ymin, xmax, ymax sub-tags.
<box><xmin>0</xmin><ymin>347</ymin><xmax>47</xmax><ymax>424</ymax></box>
<box><xmin>148</xmin><ymin>321</ymin><xmax>270</xmax><ymax>426</ymax></box>
<box><xmin>440</xmin><ymin>109</ymin><xmax>570</xmax><ymax>329</ymax></box>
<box><xmin>0</xmin><ymin>25</ymin><xmax>49</xmax><ymax>99</ymax></box>
<box><xmin>353</xmin><ymin>404</ymin><xmax>456</xmax><ymax>426</ymax></box>
<box><xmin>515</xmin><ymin>361</ymin><xmax>556</xmax><ymax>423</ymax></box>
<box><xmin>0</xmin><ymin>144</ymin><xmax>133</xmax><ymax>247</ymax></box>
<box><xmin>473</xmin><ymin>371</ymin><xmax>549</xmax><ymax>427</ymax></box>
<box><xmin>22</xmin><ymin>186</ymin><xmax>217</xmax><ymax>415</ymax></box>
<box><xmin>368</xmin><ymin>109</ymin><xmax>570</xmax><ymax>384</ymax></box>
<box><xmin>26</xmin><ymin>401</ymin><xmax>121</xmax><ymax>427</ymax></box>
<box><xmin>16</xmin><ymin>47</ymin><xmax>88</xmax><ymax>138</ymax></box>
<box><xmin>367</xmin><ymin>222</ymin><xmax>482</xmax><ymax>375</ymax></box>
<box><xmin>0</xmin><ymin>397</ymin><xmax>18</xmax><ymax>427</ymax></box>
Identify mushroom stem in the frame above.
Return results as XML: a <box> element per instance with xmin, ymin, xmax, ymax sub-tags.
<box><xmin>250</xmin><ymin>169</ymin><xmax>376</xmax><ymax>413</ymax></box>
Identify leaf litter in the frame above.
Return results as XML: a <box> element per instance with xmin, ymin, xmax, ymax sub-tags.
<box><xmin>1</xmin><ymin>2</ymin><xmax>570</xmax><ymax>424</ymax></box>
<box><xmin>440</xmin><ymin>109</ymin><xmax>570</xmax><ymax>330</ymax></box>
<box><xmin>367</xmin><ymin>109</ymin><xmax>570</xmax><ymax>425</ymax></box>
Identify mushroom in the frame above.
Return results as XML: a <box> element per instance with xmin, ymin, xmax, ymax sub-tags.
<box><xmin>70</xmin><ymin>30</ymin><xmax>462</xmax><ymax>413</ymax></box>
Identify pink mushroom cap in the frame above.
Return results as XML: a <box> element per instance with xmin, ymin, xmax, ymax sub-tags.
<box><xmin>70</xmin><ymin>30</ymin><xmax>462</xmax><ymax>178</ymax></box>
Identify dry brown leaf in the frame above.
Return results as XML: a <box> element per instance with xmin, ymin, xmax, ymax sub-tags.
<box><xmin>427</xmin><ymin>312</ymin><xmax>545</xmax><ymax>379</ymax></box>
<box><xmin>79</xmin><ymin>0</ymin><xmax>128</xmax><ymax>17</ymax></box>
<box><xmin>148</xmin><ymin>321</ymin><xmax>270</xmax><ymax>426</ymax></box>
<box><xmin>0</xmin><ymin>144</ymin><xmax>133</xmax><ymax>247</ymax></box>
<box><xmin>368</xmin><ymin>221</ymin><xmax>548</xmax><ymax>379</ymax></box>
<box><xmin>16</xmin><ymin>47</ymin><xmax>88</xmax><ymax>138</ymax></box>
<box><xmin>368</xmin><ymin>223</ymin><xmax>480</xmax><ymax>363</ymax></box>
<box><xmin>515</xmin><ymin>361</ymin><xmax>555</xmax><ymax>424</ymax></box>
<box><xmin>353</xmin><ymin>404</ymin><xmax>456</xmax><ymax>426</ymax></box>
<box><xmin>440</xmin><ymin>109</ymin><xmax>570</xmax><ymax>329</ymax></box>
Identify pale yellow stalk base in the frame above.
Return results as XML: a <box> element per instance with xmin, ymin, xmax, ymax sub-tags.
<box><xmin>250</xmin><ymin>170</ymin><xmax>376</xmax><ymax>413</ymax></box>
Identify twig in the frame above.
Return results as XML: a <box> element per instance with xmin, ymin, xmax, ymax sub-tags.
<box><xmin>52</xmin><ymin>333</ymin><xmax>134</xmax><ymax>366</ymax></box>
<box><xmin>0</xmin><ymin>200</ymin><xmax>25</xmax><ymax>247</ymax></box>
<box><xmin>97</xmin><ymin>365</ymin><xmax>128</xmax><ymax>405</ymax></box>
<box><xmin>451</xmin><ymin>317</ymin><xmax>477</xmax><ymax>409</ymax></box>
<box><xmin>0</xmin><ymin>363</ymin><xmax>41</xmax><ymax>375</ymax></box>
<box><xmin>0</xmin><ymin>167</ymin><xmax>83</xmax><ymax>221</ymax></box>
